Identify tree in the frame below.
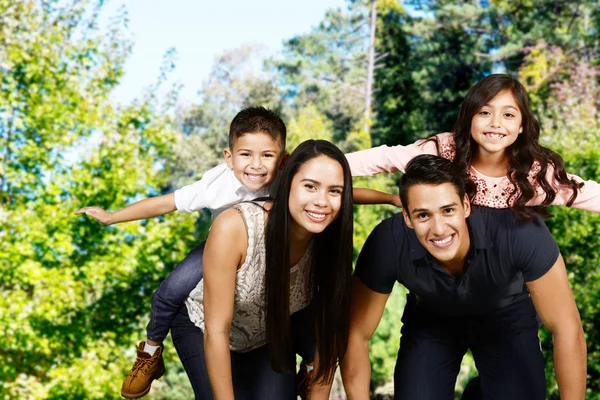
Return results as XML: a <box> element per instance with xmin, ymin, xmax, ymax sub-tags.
<box><xmin>375</xmin><ymin>0</ymin><xmax>493</xmax><ymax>145</ymax></box>
<box><xmin>0</xmin><ymin>1</ymin><xmax>196</xmax><ymax>397</ymax></box>
<box><xmin>270</xmin><ymin>2</ymin><xmax>373</xmax><ymax>140</ymax></box>
<box><xmin>534</xmin><ymin>58</ymin><xmax>600</xmax><ymax>398</ymax></box>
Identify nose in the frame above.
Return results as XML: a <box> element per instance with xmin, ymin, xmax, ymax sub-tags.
<box><xmin>430</xmin><ymin>214</ymin><xmax>446</xmax><ymax>236</ymax></box>
<box><xmin>312</xmin><ymin>189</ymin><xmax>328</xmax><ymax>207</ymax></box>
<box><xmin>489</xmin><ymin>113</ymin><xmax>501</xmax><ymax>128</ymax></box>
<box><xmin>250</xmin><ymin>155</ymin><xmax>262</xmax><ymax>169</ymax></box>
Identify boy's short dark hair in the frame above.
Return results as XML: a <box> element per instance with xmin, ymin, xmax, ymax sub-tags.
<box><xmin>399</xmin><ymin>155</ymin><xmax>476</xmax><ymax>210</ymax></box>
<box><xmin>229</xmin><ymin>106</ymin><xmax>286</xmax><ymax>149</ymax></box>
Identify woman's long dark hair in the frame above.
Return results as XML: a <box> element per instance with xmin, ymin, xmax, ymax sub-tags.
<box><xmin>265</xmin><ymin>140</ymin><xmax>353</xmax><ymax>383</ymax></box>
<box><xmin>432</xmin><ymin>74</ymin><xmax>582</xmax><ymax>219</ymax></box>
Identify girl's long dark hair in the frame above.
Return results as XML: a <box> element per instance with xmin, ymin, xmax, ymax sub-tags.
<box><xmin>432</xmin><ymin>74</ymin><xmax>582</xmax><ymax>219</ymax></box>
<box><xmin>265</xmin><ymin>140</ymin><xmax>353</xmax><ymax>383</ymax></box>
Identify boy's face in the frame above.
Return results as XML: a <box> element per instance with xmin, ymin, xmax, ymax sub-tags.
<box><xmin>402</xmin><ymin>182</ymin><xmax>471</xmax><ymax>271</ymax></box>
<box><xmin>223</xmin><ymin>132</ymin><xmax>284</xmax><ymax>192</ymax></box>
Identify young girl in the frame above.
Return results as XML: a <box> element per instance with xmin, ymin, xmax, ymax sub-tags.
<box><xmin>347</xmin><ymin>74</ymin><xmax>600</xmax><ymax>217</ymax></box>
<box><xmin>171</xmin><ymin>140</ymin><xmax>354</xmax><ymax>399</ymax></box>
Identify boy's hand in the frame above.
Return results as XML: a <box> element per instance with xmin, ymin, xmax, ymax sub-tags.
<box><xmin>74</xmin><ymin>207</ymin><xmax>114</xmax><ymax>225</ymax></box>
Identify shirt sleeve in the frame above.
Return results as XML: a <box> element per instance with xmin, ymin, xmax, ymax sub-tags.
<box><xmin>512</xmin><ymin>217</ymin><xmax>560</xmax><ymax>282</ymax></box>
<box><xmin>345</xmin><ymin>133</ymin><xmax>451</xmax><ymax>177</ymax></box>
<box><xmin>525</xmin><ymin>163</ymin><xmax>600</xmax><ymax>213</ymax></box>
<box><xmin>354</xmin><ymin>219</ymin><xmax>399</xmax><ymax>294</ymax></box>
<box><xmin>173</xmin><ymin>163</ymin><xmax>231</xmax><ymax>213</ymax></box>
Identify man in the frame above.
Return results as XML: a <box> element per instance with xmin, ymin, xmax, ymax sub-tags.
<box><xmin>341</xmin><ymin>155</ymin><xmax>586</xmax><ymax>399</ymax></box>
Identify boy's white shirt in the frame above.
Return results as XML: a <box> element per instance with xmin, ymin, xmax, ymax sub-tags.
<box><xmin>174</xmin><ymin>163</ymin><xmax>271</xmax><ymax>220</ymax></box>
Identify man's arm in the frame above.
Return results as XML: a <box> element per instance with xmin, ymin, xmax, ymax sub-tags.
<box><xmin>352</xmin><ymin>188</ymin><xmax>402</xmax><ymax>207</ymax></box>
<box><xmin>341</xmin><ymin>277</ymin><xmax>390</xmax><ymax>400</ymax></box>
<box><xmin>527</xmin><ymin>254</ymin><xmax>587</xmax><ymax>400</ymax></box>
<box><xmin>74</xmin><ymin>193</ymin><xmax>176</xmax><ymax>225</ymax></box>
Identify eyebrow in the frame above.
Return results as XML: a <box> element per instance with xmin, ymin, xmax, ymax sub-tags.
<box><xmin>301</xmin><ymin>178</ymin><xmax>344</xmax><ymax>189</ymax></box>
<box><xmin>411</xmin><ymin>202</ymin><xmax>458</xmax><ymax>214</ymax></box>
<box><xmin>236</xmin><ymin>148</ymin><xmax>278</xmax><ymax>153</ymax></box>
<box><xmin>482</xmin><ymin>103</ymin><xmax>519</xmax><ymax>112</ymax></box>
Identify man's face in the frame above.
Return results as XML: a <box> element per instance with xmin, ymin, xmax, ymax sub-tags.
<box><xmin>223</xmin><ymin>132</ymin><xmax>284</xmax><ymax>192</ymax></box>
<box><xmin>403</xmin><ymin>183</ymin><xmax>471</xmax><ymax>270</ymax></box>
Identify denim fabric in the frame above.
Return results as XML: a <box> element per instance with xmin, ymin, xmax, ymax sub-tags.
<box><xmin>171</xmin><ymin>305</ymin><xmax>298</xmax><ymax>400</ymax></box>
<box><xmin>146</xmin><ymin>242</ymin><xmax>206</xmax><ymax>342</ymax></box>
<box><xmin>394</xmin><ymin>294</ymin><xmax>545</xmax><ymax>400</ymax></box>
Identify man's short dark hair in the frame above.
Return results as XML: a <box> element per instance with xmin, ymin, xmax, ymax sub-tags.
<box><xmin>399</xmin><ymin>155</ymin><xmax>475</xmax><ymax>210</ymax></box>
<box><xmin>229</xmin><ymin>106</ymin><xmax>286</xmax><ymax>149</ymax></box>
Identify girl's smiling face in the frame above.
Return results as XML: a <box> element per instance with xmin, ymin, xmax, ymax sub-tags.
<box><xmin>470</xmin><ymin>90</ymin><xmax>523</xmax><ymax>159</ymax></box>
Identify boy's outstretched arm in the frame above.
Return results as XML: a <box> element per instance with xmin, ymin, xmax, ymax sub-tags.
<box><xmin>74</xmin><ymin>193</ymin><xmax>177</xmax><ymax>225</ymax></box>
<box><xmin>353</xmin><ymin>188</ymin><xmax>402</xmax><ymax>207</ymax></box>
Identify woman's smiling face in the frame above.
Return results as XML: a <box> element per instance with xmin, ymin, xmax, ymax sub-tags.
<box><xmin>288</xmin><ymin>155</ymin><xmax>344</xmax><ymax>236</ymax></box>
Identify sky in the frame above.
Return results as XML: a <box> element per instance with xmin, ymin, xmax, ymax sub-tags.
<box><xmin>103</xmin><ymin>0</ymin><xmax>348</xmax><ymax>105</ymax></box>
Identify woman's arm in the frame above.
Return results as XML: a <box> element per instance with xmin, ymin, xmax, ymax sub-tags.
<box><xmin>308</xmin><ymin>349</ymin><xmax>333</xmax><ymax>400</ymax></box>
<box><xmin>203</xmin><ymin>208</ymin><xmax>247</xmax><ymax>400</ymax></box>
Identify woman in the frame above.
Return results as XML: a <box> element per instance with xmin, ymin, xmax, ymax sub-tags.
<box><xmin>171</xmin><ymin>140</ymin><xmax>354</xmax><ymax>399</ymax></box>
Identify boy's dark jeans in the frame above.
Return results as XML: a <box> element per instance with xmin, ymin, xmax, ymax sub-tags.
<box><xmin>145</xmin><ymin>240</ymin><xmax>316</xmax><ymax>365</ymax></box>
<box><xmin>146</xmin><ymin>242</ymin><xmax>206</xmax><ymax>343</ymax></box>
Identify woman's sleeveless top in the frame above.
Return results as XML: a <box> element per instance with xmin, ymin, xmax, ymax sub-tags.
<box><xmin>185</xmin><ymin>201</ymin><xmax>313</xmax><ymax>352</ymax></box>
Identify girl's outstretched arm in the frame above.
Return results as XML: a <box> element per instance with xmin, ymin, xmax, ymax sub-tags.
<box><xmin>352</xmin><ymin>188</ymin><xmax>401</xmax><ymax>207</ymax></box>
<box><xmin>344</xmin><ymin>133</ymin><xmax>450</xmax><ymax>177</ymax></box>
<box><xmin>529</xmin><ymin>166</ymin><xmax>600</xmax><ymax>213</ymax></box>
<box><xmin>74</xmin><ymin>193</ymin><xmax>176</xmax><ymax>225</ymax></box>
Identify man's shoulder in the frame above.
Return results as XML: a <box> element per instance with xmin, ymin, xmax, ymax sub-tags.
<box><xmin>369</xmin><ymin>212</ymin><xmax>412</xmax><ymax>246</ymax></box>
<box><xmin>470</xmin><ymin>207</ymin><xmax>552</xmax><ymax>248</ymax></box>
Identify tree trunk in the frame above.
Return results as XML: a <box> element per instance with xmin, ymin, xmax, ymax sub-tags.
<box><xmin>364</xmin><ymin>0</ymin><xmax>377</xmax><ymax>134</ymax></box>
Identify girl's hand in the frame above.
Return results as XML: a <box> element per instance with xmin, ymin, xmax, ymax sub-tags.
<box><xmin>389</xmin><ymin>194</ymin><xmax>403</xmax><ymax>208</ymax></box>
<box><xmin>74</xmin><ymin>206</ymin><xmax>114</xmax><ymax>225</ymax></box>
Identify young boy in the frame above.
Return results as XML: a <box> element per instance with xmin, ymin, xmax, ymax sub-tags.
<box><xmin>76</xmin><ymin>107</ymin><xmax>288</xmax><ymax>399</ymax></box>
<box><xmin>76</xmin><ymin>107</ymin><xmax>399</xmax><ymax>399</ymax></box>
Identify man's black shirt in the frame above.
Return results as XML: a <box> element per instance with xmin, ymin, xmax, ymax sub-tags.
<box><xmin>354</xmin><ymin>207</ymin><xmax>559</xmax><ymax>317</ymax></box>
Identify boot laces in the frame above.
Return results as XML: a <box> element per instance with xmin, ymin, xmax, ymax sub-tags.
<box><xmin>131</xmin><ymin>355</ymin><xmax>154</xmax><ymax>375</ymax></box>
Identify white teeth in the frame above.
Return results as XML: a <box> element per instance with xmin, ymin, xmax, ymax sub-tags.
<box><xmin>306</xmin><ymin>211</ymin><xmax>326</xmax><ymax>221</ymax></box>
<box><xmin>245</xmin><ymin>173</ymin><xmax>265</xmax><ymax>181</ymax></box>
<box><xmin>485</xmin><ymin>133</ymin><xmax>504</xmax><ymax>139</ymax></box>
<box><xmin>432</xmin><ymin>236</ymin><xmax>452</xmax><ymax>244</ymax></box>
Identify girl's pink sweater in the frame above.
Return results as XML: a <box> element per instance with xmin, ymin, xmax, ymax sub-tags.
<box><xmin>346</xmin><ymin>132</ymin><xmax>600</xmax><ymax>212</ymax></box>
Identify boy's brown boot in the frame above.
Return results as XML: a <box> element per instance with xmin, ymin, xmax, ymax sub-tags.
<box><xmin>121</xmin><ymin>342</ymin><xmax>165</xmax><ymax>399</ymax></box>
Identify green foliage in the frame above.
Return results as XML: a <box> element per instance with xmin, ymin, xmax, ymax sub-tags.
<box><xmin>535</xmin><ymin>61</ymin><xmax>600</xmax><ymax>398</ymax></box>
<box><xmin>0</xmin><ymin>1</ymin><xmax>197</xmax><ymax>397</ymax></box>
<box><xmin>369</xmin><ymin>285</ymin><xmax>405</xmax><ymax>388</ymax></box>
<box><xmin>269</xmin><ymin>2</ymin><xmax>372</xmax><ymax>140</ymax></box>
<box><xmin>2</xmin><ymin>0</ymin><xmax>600</xmax><ymax>398</ymax></box>
<box><xmin>375</xmin><ymin>1</ymin><xmax>494</xmax><ymax>145</ymax></box>
<box><xmin>286</xmin><ymin>104</ymin><xmax>334</xmax><ymax>152</ymax></box>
